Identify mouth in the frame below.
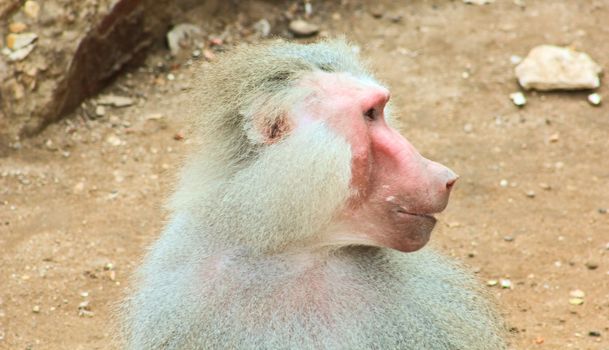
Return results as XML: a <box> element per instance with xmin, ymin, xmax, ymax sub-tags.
<box><xmin>395</xmin><ymin>207</ymin><xmax>437</xmax><ymax>223</ymax></box>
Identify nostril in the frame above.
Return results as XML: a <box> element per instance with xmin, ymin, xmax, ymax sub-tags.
<box><xmin>446</xmin><ymin>176</ymin><xmax>458</xmax><ymax>191</ymax></box>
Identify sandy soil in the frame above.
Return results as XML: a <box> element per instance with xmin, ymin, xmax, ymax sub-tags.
<box><xmin>1</xmin><ymin>1</ymin><xmax>608</xmax><ymax>349</ymax></box>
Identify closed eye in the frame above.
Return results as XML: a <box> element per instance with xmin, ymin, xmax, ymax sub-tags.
<box><xmin>364</xmin><ymin>108</ymin><xmax>376</xmax><ymax>121</ymax></box>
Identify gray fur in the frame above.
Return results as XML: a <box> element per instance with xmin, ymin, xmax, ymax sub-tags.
<box><xmin>122</xmin><ymin>40</ymin><xmax>506</xmax><ymax>349</ymax></box>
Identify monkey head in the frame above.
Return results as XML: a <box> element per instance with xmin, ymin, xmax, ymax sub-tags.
<box><xmin>183</xmin><ymin>41</ymin><xmax>458</xmax><ymax>254</ymax></box>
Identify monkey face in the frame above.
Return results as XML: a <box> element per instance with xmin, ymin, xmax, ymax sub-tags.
<box><xmin>294</xmin><ymin>72</ymin><xmax>458</xmax><ymax>252</ymax></box>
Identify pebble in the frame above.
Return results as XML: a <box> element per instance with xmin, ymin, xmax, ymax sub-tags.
<box><xmin>587</xmin><ymin>93</ymin><xmax>601</xmax><ymax>106</ymax></box>
<box><xmin>253</xmin><ymin>19</ymin><xmax>271</xmax><ymax>37</ymax></box>
<box><xmin>486</xmin><ymin>279</ymin><xmax>498</xmax><ymax>286</ymax></box>
<box><xmin>598</xmin><ymin>208</ymin><xmax>607</xmax><ymax>214</ymax></box>
<box><xmin>585</xmin><ymin>261</ymin><xmax>598</xmax><ymax>270</ymax></box>
<box><xmin>515</xmin><ymin>45</ymin><xmax>602</xmax><ymax>91</ymax></box>
<box><xmin>549</xmin><ymin>133</ymin><xmax>560</xmax><ymax>143</ymax></box>
<box><xmin>97</xmin><ymin>95</ymin><xmax>134</xmax><ymax>107</ymax></box>
<box><xmin>105</xmin><ymin>134</ymin><xmax>122</xmax><ymax>146</ymax></box>
<box><xmin>463</xmin><ymin>123</ymin><xmax>473</xmax><ymax>133</ymax></box>
<box><xmin>24</xmin><ymin>1</ymin><xmax>40</xmax><ymax>19</ymax></box>
<box><xmin>173</xmin><ymin>131</ymin><xmax>185</xmax><ymax>141</ymax></box>
<box><xmin>504</xmin><ymin>236</ymin><xmax>515</xmax><ymax>242</ymax></box>
<box><xmin>95</xmin><ymin>106</ymin><xmax>106</xmax><ymax>117</ymax></box>
<box><xmin>525</xmin><ymin>190</ymin><xmax>536</xmax><ymax>198</ymax></box>
<box><xmin>509</xmin><ymin>92</ymin><xmax>526</xmax><ymax>106</ymax></box>
<box><xmin>8</xmin><ymin>22</ymin><xmax>27</xmax><ymax>33</ymax></box>
<box><xmin>289</xmin><ymin>20</ymin><xmax>320</xmax><ymax>37</ymax></box>
<box><xmin>500</xmin><ymin>279</ymin><xmax>512</xmax><ymax>289</ymax></box>
<box><xmin>539</xmin><ymin>183</ymin><xmax>551</xmax><ymax>190</ymax></box>
<box><xmin>32</xmin><ymin>305</ymin><xmax>40</xmax><ymax>313</ymax></box>
<box><xmin>569</xmin><ymin>289</ymin><xmax>585</xmax><ymax>298</ymax></box>
<box><xmin>166</xmin><ymin>23</ymin><xmax>202</xmax><ymax>56</ymax></box>
<box><xmin>569</xmin><ymin>298</ymin><xmax>584</xmax><ymax>305</ymax></box>
<box><xmin>588</xmin><ymin>331</ymin><xmax>601</xmax><ymax>337</ymax></box>
<box><xmin>6</xmin><ymin>32</ymin><xmax>38</xmax><ymax>50</ymax></box>
<box><xmin>499</xmin><ymin>179</ymin><xmax>509</xmax><ymax>187</ymax></box>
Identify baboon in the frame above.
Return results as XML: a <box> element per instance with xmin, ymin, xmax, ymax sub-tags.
<box><xmin>122</xmin><ymin>40</ymin><xmax>506</xmax><ymax>349</ymax></box>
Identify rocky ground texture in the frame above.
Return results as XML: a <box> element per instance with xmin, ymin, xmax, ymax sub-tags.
<box><xmin>1</xmin><ymin>1</ymin><xmax>608</xmax><ymax>349</ymax></box>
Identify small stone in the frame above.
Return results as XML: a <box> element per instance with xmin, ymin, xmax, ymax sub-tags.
<box><xmin>499</xmin><ymin>179</ymin><xmax>509</xmax><ymax>187</ymax></box>
<box><xmin>503</xmin><ymin>236</ymin><xmax>514</xmax><ymax>242</ymax></box>
<box><xmin>104</xmin><ymin>262</ymin><xmax>114</xmax><ymax>271</ymax></box>
<box><xmin>525</xmin><ymin>190</ymin><xmax>536</xmax><ymax>198</ymax></box>
<box><xmin>97</xmin><ymin>95</ymin><xmax>134</xmax><ymax>107</ymax></box>
<box><xmin>587</xmin><ymin>93</ymin><xmax>601</xmax><ymax>106</ymax></box>
<box><xmin>23</xmin><ymin>1</ymin><xmax>40</xmax><ymax>19</ymax></box>
<box><xmin>515</xmin><ymin>45</ymin><xmax>602</xmax><ymax>91</ymax></box>
<box><xmin>500</xmin><ymin>279</ymin><xmax>512</xmax><ymax>289</ymax></box>
<box><xmin>167</xmin><ymin>73</ymin><xmax>175</xmax><ymax>81</ymax></box>
<box><xmin>173</xmin><ymin>131</ymin><xmax>184</xmax><ymax>141</ymax></box>
<box><xmin>209</xmin><ymin>38</ymin><xmax>223</xmax><ymax>46</ymax></box>
<box><xmin>6</xmin><ymin>32</ymin><xmax>38</xmax><ymax>50</ymax></box>
<box><xmin>105</xmin><ymin>134</ymin><xmax>122</xmax><ymax>146</ymax></box>
<box><xmin>369</xmin><ymin>6</ymin><xmax>384</xmax><ymax>18</ymax></box>
<box><xmin>463</xmin><ymin>123</ymin><xmax>473</xmax><ymax>133</ymax></box>
<box><xmin>569</xmin><ymin>298</ymin><xmax>584</xmax><ymax>305</ymax></box>
<box><xmin>549</xmin><ymin>133</ymin><xmax>559</xmax><ymax>143</ymax></box>
<box><xmin>253</xmin><ymin>19</ymin><xmax>271</xmax><ymax>37</ymax></box>
<box><xmin>32</xmin><ymin>305</ymin><xmax>40</xmax><ymax>313</ymax></box>
<box><xmin>166</xmin><ymin>23</ymin><xmax>202</xmax><ymax>56</ymax></box>
<box><xmin>202</xmin><ymin>49</ymin><xmax>215</xmax><ymax>61</ymax></box>
<box><xmin>569</xmin><ymin>289</ymin><xmax>585</xmax><ymax>298</ymax></box>
<box><xmin>73</xmin><ymin>182</ymin><xmax>85</xmax><ymax>193</ymax></box>
<box><xmin>598</xmin><ymin>208</ymin><xmax>607</xmax><ymax>214</ymax></box>
<box><xmin>510</xmin><ymin>92</ymin><xmax>526</xmax><ymax>107</ymax></box>
<box><xmin>107</xmin><ymin>116</ymin><xmax>120</xmax><ymax>127</ymax></box>
<box><xmin>95</xmin><ymin>106</ymin><xmax>106</xmax><ymax>117</ymax></box>
<box><xmin>585</xmin><ymin>262</ymin><xmax>598</xmax><ymax>270</ymax></box>
<box><xmin>588</xmin><ymin>331</ymin><xmax>601</xmax><ymax>337</ymax></box>
<box><xmin>289</xmin><ymin>20</ymin><xmax>320</xmax><ymax>37</ymax></box>
<box><xmin>539</xmin><ymin>183</ymin><xmax>551</xmax><ymax>190</ymax></box>
<box><xmin>78</xmin><ymin>300</ymin><xmax>90</xmax><ymax>310</ymax></box>
<box><xmin>486</xmin><ymin>279</ymin><xmax>498</xmax><ymax>286</ymax></box>
<box><xmin>9</xmin><ymin>22</ymin><xmax>27</xmax><ymax>33</ymax></box>
<box><xmin>463</xmin><ymin>0</ymin><xmax>494</xmax><ymax>4</ymax></box>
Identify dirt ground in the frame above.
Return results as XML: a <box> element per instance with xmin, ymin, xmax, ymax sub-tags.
<box><xmin>1</xmin><ymin>1</ymin><xmax>608</xmax><ymax>349</ymax></box>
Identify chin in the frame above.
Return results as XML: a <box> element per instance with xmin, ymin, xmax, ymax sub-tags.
<box><xmin>387</xmin><ymin>214</ymin><xmax>437</xmax><ymax>252</ymax></box>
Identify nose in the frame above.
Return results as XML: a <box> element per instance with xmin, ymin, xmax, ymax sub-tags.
<box><xmin>445</xmin><ymin>171</ymin><xmax>459</xmax><ymax>192</ymax></box>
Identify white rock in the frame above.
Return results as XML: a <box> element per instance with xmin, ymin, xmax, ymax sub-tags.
<box><xmin>587</xmin><ymin>93</ymin><xmax>602</xmax><ymax>106</ymax></box>
<box><xmin>253</xmin><ymin>19</ymin><xmax>271</xmax><ymax>37</ymax></box>
<box><xmin>6</xmin><ymin>44</ymin><xmax>35</xmax><ymax>61</ymax></box>
<box><xmin>509</xmin><ymin>91</ymin><xmax>526</xmax><ymax>106</ymax></box>
<box><xmin>515</xmin><ymin>45</ymin><xmax>602</xmax><ymax>91</ymax></box>
<box><xmin>6</xmin><ymin>32</ymin><xmax>38</xmax><ymax>50</ymax></box>
<box><xmin>166</xmin><ymin>24</ymin><xmax>201</xmax><ymax>56</ymax></box>
<box><xmin>288</xmin><ymin>20</ymin><xmax>320</xmax><ymax>37</ymax></box>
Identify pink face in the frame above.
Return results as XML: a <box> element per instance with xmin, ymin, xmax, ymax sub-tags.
<box><xmin>296</xmin><ymin>72</ymin><xmax>458</xmax><ymax>252</ymax></box>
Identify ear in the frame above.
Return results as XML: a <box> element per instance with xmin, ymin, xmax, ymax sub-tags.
<box><xmin>244</xmin><ymin>109</ymin><xmax>294</xmax><ymax>145</ymax></box>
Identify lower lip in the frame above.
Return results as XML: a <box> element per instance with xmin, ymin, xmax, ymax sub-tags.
<box><xmin>396</xmin><ymin>211</ymin><xmax>437</xmax><ymax>222</ymax></box>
